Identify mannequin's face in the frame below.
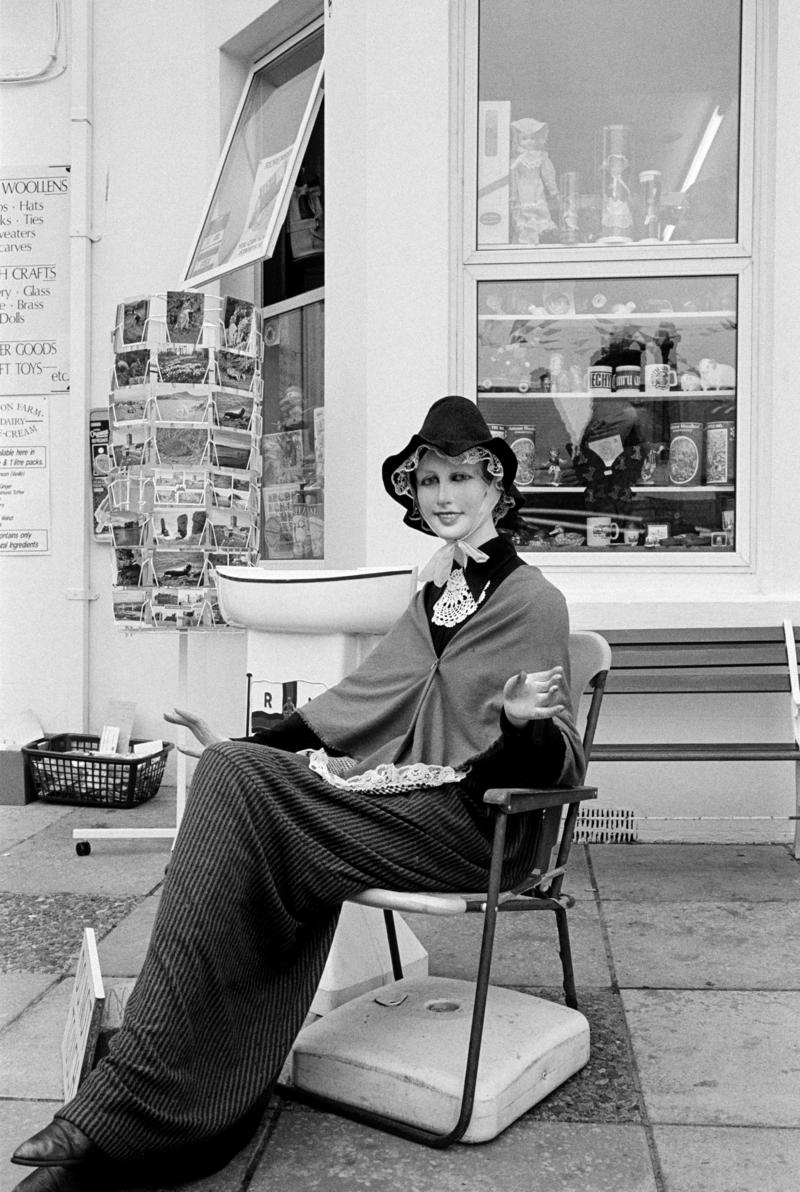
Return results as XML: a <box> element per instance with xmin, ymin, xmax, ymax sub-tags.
<box><xmin>414</xmin><ymin>451</ymin><xmax>501</xmax><ymax>548</ymax></box>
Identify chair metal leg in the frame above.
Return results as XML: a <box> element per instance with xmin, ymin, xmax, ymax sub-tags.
<box><xmin>279</xmin><ymin>811</ymin><xmax>510</xmax><ymax>1147</ymax></box>
<box><xmin>383</xmin><ymin>908</ymin><xmax>404</xmax><ymax>980</ymax></box>
<box><xmin>553</xmin><ymin>901</ymin><xmax>578</xmax><ymax>1010</ymax></box>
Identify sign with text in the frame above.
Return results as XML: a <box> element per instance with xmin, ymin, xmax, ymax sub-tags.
<box><xmin>0</xmin><ymin>396</ymin><xmax>50</xmax><ymax>553</ymax></box>
<box><xmin>0</xmin><ymin>164</ymin><xmax>70</xmax><ymax>396</ymax></box>
<box><xmin>62</xmin><ymin>928</ymin><xmax>105</xmax><ymax>1102</ymax></box>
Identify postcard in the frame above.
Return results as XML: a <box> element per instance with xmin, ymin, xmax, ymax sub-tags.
<box><xmin>212</xmin><ymin>428</ymin><xmax>253</xmax><ymax>472</ymax></box>
<box><xmin>210</xmin><ymin>471</ymin><xmax>253</xmax><ymax>511</ymax></box>
<box><xmin>208</xmin><ymin>507</ymin><xmax>253</xmax><ymax>550</ymax></box>
<box><xmin>113</xmin><ymin>348</ymin><xmax>151</xmax><ymax>388</ymax></box>
<box><xmin>151</xmin><ymin>547</ymin><xmax>205</xmax><ymax>588</ymax></box>
<box><xmin>166</xmin><ymin>291</ymin><xmax>205</xmax><ymax>345</ymax></box>
<box><xmin>213</xmin><ymin>389</ymin><xmax>255</xmax><ymax>430</ymax></box>
<box><xmin>117</xmin><ymin>297</ymin><xmax>150</xmax><ymax>345</ymax></box>
<box><xmin>111</xmin><ymin>391</ymin><xmax>150</xmax><ymax>424</ymax></box>
<box><xmin>153</xmin><ymin>390</ymin><xmax>211</xmax><ymax>424</ymax></box>
<box><xmin>223</xmin><ymin>298</ymin><xmax>259</xmax><ymax>355</ymax></box>
<box><xmin>153</xmin><ymin>469</ymin><xmax>208</xmax><ymax>507</ymax></box>
<box><xmin>111</xmin><ymin>424</ymin><xmax>149</xmax><ymax>468</ymax></box>
<box><xmin>113</xmin><ymin>589</ymin><xmax>150</xmax><ymax>625</ymax></box>
<box><xmin>114</xmin><ymin>548</ymin><xmax>148</xmax><ymax>587</ymax></box>
<box><xmin>153</xmin><ymin>505</ymin><xmax>207</xmax><ymax>546</ymax></box>
<box><xmin>150</xmin><ymin>588</ymin><xmax>208</xmax><ymax>627</ymax></box>
<box><xmin>217</xmin><ymin>350</ymin><xmax>256</xmax><ymax>391</ymax></box>
<box><xmin>157</xmin><ymin>348</ymin><xmax>211</xmax><ymax>385</ymax></box>
<box><xmin>111</xmin><ymin>518</ymin><xmax>149</xmax><ymax>549</ymax></box>
<box><xmin>152</xmin><ymin>426</ymin><xmax>210</xmax><ymax>468</ymax></box>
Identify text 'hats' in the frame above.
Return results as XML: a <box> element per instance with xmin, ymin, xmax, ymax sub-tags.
<box><xmin>382</xmin><ymin>396</ymin><xmax>522</xmax><ymax>535</ymax></box>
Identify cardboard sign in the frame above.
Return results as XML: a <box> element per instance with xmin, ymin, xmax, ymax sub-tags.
<box><xmin>61</xmin><ymin>928</ymin><xmax>105</xmax><ymax>1102</ymax></box>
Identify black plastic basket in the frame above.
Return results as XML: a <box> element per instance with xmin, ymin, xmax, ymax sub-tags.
<box><xmin>22</xmin><ymin>734</ymin><xmax>173</xmax><ymax>808</ymax></box>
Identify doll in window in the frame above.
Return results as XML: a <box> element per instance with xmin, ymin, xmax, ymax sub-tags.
<box><xmin>509</xmin><ymin>118</ymin><xmax>559</xmax><ymax>245</ymax></box>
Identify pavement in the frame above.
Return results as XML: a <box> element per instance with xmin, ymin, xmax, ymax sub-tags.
<box><xmin>1</xmin><ymin>786</ymin><xmax>800</xmax><ymax>1192</ymax></box>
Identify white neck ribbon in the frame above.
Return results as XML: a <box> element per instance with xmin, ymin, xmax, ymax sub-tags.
<box><xmin>418</xmin><ymin>539</ymin><xmax>490</xmax><ymax>587</ymax></box>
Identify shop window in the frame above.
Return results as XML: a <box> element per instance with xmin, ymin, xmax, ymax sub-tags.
<box><xmin>476</xmin><ymin>275</ymin><xmax>738</xmax><ymax>552</ymax></box>
<box><xmin>184</xmin><ymin>25</ymin><xmax>323</xmax><ymax>288</ymax></box>
<box><xmin>476</xmin><ymin>0</ymin><xmax>741</xmax><ymax>250</ymax></box>
<box><xmin>469</xmin><ymin>0</ymin><xmax>751</xmax><ymax>556</ymax></box>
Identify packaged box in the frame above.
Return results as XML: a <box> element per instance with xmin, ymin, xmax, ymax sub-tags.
<box><xmin>0</xmin><ymin>749</ymin><xmax>37</xmax><ymax>805</ymax></box>
<box><xmin>478</xmin><ymin>101</ymin><xmax>510</xmax><ymax>244</ymax></box>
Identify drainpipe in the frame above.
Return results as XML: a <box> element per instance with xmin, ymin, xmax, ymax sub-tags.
<box><xmin>66</xmin><ymin>0</ymin><xmax>97</xmax><ymax>730</ymax></box>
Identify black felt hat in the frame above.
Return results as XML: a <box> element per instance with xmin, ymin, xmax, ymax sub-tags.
<box><xmin>382</xmin><ymin>395</ymin><xmax>523</xmax><ymax>535</ymax></box>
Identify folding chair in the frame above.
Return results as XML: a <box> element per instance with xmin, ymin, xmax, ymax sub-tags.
<box><xmin>281</xmin><ymin>631</ymin><xmax>611</xmax><ymax>1146</ymax></box>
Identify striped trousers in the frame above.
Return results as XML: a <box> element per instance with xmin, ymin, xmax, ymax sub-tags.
<box><xmin>59</xmin><ymin>741</ymin><xmax>538</xmax><ymax>1161</ymax></box>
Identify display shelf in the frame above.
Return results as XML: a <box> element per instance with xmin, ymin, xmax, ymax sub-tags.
<box><xmin>477</xmin><ymin>389</ymin><xmax>736</xmax><ymax>400</ymax></box>
<box><xmin>518</xmin><ymin>484</ymin><xmax>735</xmax><ymax>494</ymax></box>
<box><xmin>478</xmin><ymin>310</ymin><xmax>736</xmax><ymax>323</ymax></box>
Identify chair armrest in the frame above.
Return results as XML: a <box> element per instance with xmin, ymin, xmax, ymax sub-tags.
<box><xmin>483</xmin><ymin>785</ymin><xmax>598</xmax><ymax>815</ymax></box>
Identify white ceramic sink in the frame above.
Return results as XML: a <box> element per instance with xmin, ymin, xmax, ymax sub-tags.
<box><xmin>214</xmin><ymin>566</ymin><xmax>417</xmax><ymax>634</ymax></box>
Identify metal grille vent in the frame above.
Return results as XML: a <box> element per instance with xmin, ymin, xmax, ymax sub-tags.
<box><xmin>574</xmin><ymin>806</ymin><xmax>638</xmax><ymax>844</ymax></box>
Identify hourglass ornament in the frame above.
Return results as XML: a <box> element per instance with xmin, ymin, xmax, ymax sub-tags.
<box><xmin>639</xmin><ymin>169</ymin><xmax>662</xmax><ymax>242</ymax></box>
<box><xmin>597</xmin><ymin>124</ymin><xmax>633</xmax><ymax>243</ymax></box>
<box><xmin>558</xmin><ymin>171</ymin><xmax>581</xmax><ymax>244</ymax></box>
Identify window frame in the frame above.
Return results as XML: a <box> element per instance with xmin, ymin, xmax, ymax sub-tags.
<box><xmin>458</xmin><ymin>0</ymin><xmax>761</xmax><ymax>570</ymax></box>
<box><xmin>184</xmin><ymin>18</ymin><xmax>324</xmax><ymax>290</ymax></box>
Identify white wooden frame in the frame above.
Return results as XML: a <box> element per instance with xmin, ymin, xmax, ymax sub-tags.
<box><xmin>184</xmin><ymin>18</ymin><xmax>324</xmax><ymax>290</ymax></box>
<box><xmin>455</xmin><ymin>0</ymin><xmax>763</xmax><ymax>573</ymax></box>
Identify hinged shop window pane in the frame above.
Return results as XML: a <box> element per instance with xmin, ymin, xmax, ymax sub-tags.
<box><xmin>185</xmin><ymin>28</ymin><xmax>323</xmax><ymax>288</ymax></box>
<box><xmin>477</xmin><ymin>0</ymin><xmax>741</xmax><ymax>249</ymax></box>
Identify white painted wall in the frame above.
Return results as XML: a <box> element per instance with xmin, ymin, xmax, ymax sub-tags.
<box><xmin>1</xmin><ymin>0</ymin><xmax>798</xmax><ymax>835</ymax></box>
<box><xmin>0</xmin><ymin>7</ymin><xmax>78</xmax><ymax>734</ymax></box>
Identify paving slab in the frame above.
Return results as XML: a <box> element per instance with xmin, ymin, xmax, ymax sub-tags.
<box><xmin>0</xmin><ymin>818</ymin><xmax>171</xmax><ymax>896</ymax></box>
<box><xmin>0</xmin><ymin>1099</ymin><xmax>62</xmax><ymax>1192</ymax></box>
<box><xmin>0</xmin><ymin>803</ymin><xmax>72</xmax><ymax>852</ymax></box>
<box><xmin>623</xmin><ymin>989</ymin><xmax>800</xmax><ymax>1126</ymax></box>
<box><xmin>89</xmin><ymin>894</ymin><xmax>160</xmax><ymax>977</ymax></box>
<box><xmin>653</xmin><ymin>1124</ymin><xmax>800</xmax><ymax>1192</ymax></box>
<box><xmin>589</xmin><ymin>843</ymin><xmax>800</xmax><ymax>902</ymax></box>
<box><xmin>0</xmin><ymin>972</ymin><xmax>57</xmax><ymax>1030</ymax></box>
<box><xmin>604</xmin><ymin>901</ymin><xmax>800</xmax><ymax>989</ymax></box>
<box><xmin>252</xmin><ymin>1112</ymin><xmax>657</xmax><ymax>1192</ymax></box>
<box><xmin>403</xmin><ymin>896</ymin><xmax>611</xmax><ymax>989</ymax></box>
<box><xmin>0</xmin><ymin>977</ymin><xmax>72</xmax><ymax>1099</ymax></box>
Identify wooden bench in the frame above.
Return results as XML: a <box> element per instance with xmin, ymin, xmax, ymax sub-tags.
<box><xmin>587</xmin><ymin>620</ymin><xmax>800</xmax><ymax>858</ymax></box>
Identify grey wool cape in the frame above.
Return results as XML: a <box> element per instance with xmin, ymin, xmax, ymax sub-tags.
<box><xmin>300</xmin><ymin>562</ymin><xmax>584</xmax><ymax>787</ymax></box>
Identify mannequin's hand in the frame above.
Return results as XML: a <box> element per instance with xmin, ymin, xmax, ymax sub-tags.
<box><xmin>503</xmin><ymin>666</ymin><xmax>567</xmax><ymax>727</ymax></box>
<box><xmin>163</xmin><ymin>708</ymin><xmax>225</xmax><ymax>757</ymax></box>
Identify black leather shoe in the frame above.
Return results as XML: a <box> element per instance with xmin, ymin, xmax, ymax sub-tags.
<box><xmin>11</xmin><ymin>1119</ymin><xmax>97</xmax><ymax>1168</ymax></box>
<box><xmin>11</xmin><ymin>1167</ymin><xmax>92</xmax><ymax>1192</ymax></box>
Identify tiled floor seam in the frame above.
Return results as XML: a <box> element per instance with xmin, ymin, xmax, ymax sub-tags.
<box><xmin>585</xmin><ymin>842</ymin><xmax>667</xmax><ymax>1192</ymax></box>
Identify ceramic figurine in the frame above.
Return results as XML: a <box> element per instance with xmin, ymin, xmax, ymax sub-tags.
<box><xmin>509</xmin><ymin>118</ymin><xmax>559</xmax><ymax>245</ymax></box>
<box><xmin>546</xmin><ymin>447</ymin><xmax>563</xmax><ymax>486</ymax></box>
<box><xmin>680</xmin><ymin>371</ymin><xmax>703</xmax><ymax>392</ymax></box>
<box><xmin>698</xmin><ymin>358</ymin><xmax>736</xmax><ymax>391</ymax></box>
